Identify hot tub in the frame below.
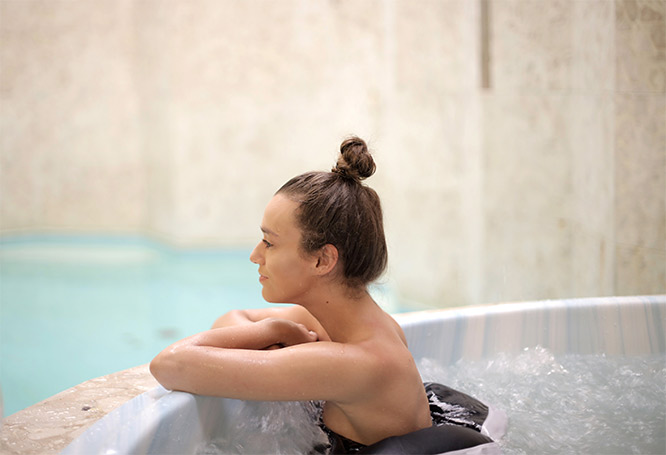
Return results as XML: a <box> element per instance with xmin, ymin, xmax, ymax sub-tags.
<box><xmin>62</xmin><ymin>295</ymin><xmax>665</xmax><ymax>454</ymax></box>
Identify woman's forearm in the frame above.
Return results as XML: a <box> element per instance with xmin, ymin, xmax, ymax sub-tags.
<box><xmin>150</xmin><ymin>319</ymin><xmax>317</xmax><ymax>391</ymax></box>
<box><xmin>195</xmin><ymin>323</ymin><xmax>281</xmax><ymax>350</ymax></box>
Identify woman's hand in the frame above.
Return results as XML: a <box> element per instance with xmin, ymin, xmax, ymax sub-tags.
<box><xmin>259</xmin><ymin>317</ymin><xmax>318</xmax><ymax>349</ymax></box>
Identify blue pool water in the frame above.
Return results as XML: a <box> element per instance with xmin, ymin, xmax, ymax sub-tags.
<box><xmin>0</xmin><ymin>235</ymin><xmax>405</xmax><ymax>417</ymax></box>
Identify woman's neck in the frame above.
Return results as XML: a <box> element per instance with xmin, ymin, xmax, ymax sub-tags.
<box><xmin>299</xmin><ymin>285</ymin><xmax>378</xmax><ymax>343</ymax></box>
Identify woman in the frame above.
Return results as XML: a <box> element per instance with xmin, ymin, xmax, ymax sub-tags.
<box><xmin>150</xmin><ymin>137</ymin><xmax>433</xmax><ymax>452</ymax></box>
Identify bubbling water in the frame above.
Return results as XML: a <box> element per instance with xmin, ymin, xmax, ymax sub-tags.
<box><xmin>196</xmin><ymin>400</ymin><xmax>329</xmax><ymax>455</ymax></box>
<box><xmin>419</xmin><ymin>347</ymin><xmax>666</xmax><ymax>455</ymax></box>
<box><xmin>196</xmin><ymin>348</ymin><xmax>665</xmax><ymax>454</ymax></box>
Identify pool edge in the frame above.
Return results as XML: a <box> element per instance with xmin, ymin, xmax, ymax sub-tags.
<box><xmin>0</xmin><ymin>364</ymin><xmax>158</xmax><ymax>455</ymax></box>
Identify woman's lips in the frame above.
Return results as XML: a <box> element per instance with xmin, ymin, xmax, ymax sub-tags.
<box><xmin>259</xmin><ymin>274</ymin><xmax>268</xmax><ymax>283</ymax></box>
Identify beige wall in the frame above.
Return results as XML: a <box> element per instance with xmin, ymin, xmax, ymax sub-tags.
<box><xmin>1</xmin><ymin>0</ymin><xmax>664</xmax><ymax>307</ymax></box>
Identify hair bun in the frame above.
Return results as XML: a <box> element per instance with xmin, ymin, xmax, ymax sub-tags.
<box><xmin>332</xmin><ymin>136</ymin><xmax>376</xmax><ymax>181</ymax></box>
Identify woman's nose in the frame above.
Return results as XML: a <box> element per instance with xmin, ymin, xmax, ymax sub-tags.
<box><xmin>249</xmin><ymin>242</ymin><xmax>263</xmax><ymax>264</ymax></box>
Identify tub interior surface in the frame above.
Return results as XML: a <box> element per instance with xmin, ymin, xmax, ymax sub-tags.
<box><xmin>400</xmin><ymin>295</ymin><xmax>666</xmax><ymax>363</ymax></box>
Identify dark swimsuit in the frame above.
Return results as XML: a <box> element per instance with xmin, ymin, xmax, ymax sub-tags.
<box><xmin>315</xmin><ymin>383</ymin><xmax>496</xmax><ymax>455</ymax></box>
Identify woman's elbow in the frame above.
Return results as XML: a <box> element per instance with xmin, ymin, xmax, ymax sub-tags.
<box><xmin>150</xmin><ymin>352</ymin><xmax>180</xmax><ymax>391</ymax></box>
<box><xmin>149</xmin><ymin>354</ymin><xmax>166</xmax><ymax>386</ymax></box>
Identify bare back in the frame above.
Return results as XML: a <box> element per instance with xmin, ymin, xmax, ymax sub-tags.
<box><xmin>320</xmin><ymin>312</ymin><xmax>431</xmax><ymax>444</ymax></box>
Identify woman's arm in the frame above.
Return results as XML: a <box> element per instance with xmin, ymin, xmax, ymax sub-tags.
<box><xmin>211</xmin><ymin>305</ymin><xmax>331</xmax><ymax>341</ymax></box>
<box><xmin>151</xmin><ymin>318</ymin><xmax>318</xmax><ymax>388</ymax></box>
<box><xmin>150</xmin><ymin>320</ymin><xmax>380</xmax><ymax>403</ymax></box>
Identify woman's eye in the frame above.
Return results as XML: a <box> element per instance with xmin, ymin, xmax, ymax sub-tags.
<box><xmin>262</xmin><ymin>239</ymin><xmax>273</xmax><ymax>248</ymax></box>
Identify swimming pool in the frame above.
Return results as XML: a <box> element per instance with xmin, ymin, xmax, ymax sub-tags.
<box><xmin>0</xmin><ymin>235</ymin><xmax>408</xmax><ymax>417</ymax></box>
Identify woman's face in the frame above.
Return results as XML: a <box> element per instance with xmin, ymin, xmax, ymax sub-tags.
<box><xmin>250</xmin><ymin>194</ymin><xmax>318</xmax><ymax>303</ymax></box>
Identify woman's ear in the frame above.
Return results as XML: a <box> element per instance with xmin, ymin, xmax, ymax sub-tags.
<box><xmin>314</xmin><ymin>244</ymin><xmax>339</xmax><ymax>276</ymax></box>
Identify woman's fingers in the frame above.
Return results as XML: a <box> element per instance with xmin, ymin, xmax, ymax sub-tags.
<box><xmin>260</xmin><ymin>318</ymin><xmax>319</xmax><ymax>347</ymax></box>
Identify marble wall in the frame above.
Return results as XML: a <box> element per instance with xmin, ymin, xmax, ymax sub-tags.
<box><xmin>1</xmin><ymin>0</ymin><xmax>664</xmax><ymax>307</ymax></box>
<box><xmin>614</xmin><ymin>0</ymin><xmax>666</xmax><ymax>296</ymax></box>
<box><xmin>481</xmin><ymin>0</ymin><xmax>619</xmax><ymax>303</ymax></box>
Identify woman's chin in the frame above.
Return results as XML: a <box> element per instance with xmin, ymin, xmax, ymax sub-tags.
<box><xmin>261</xmin><ymin>289</ymin><xmax>279</xmax><ymax>303</ymax></box>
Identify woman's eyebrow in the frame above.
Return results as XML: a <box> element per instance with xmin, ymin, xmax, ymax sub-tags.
<box><xmin>260</xmin><ymin>226</ymin><xmax>278</xmax><ymax>237</ymax></box>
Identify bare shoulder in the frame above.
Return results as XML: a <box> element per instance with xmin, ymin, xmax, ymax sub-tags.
<box><xmin>382</xmin><ymin>310</ymin><xmax>408</xmax><ymax>346</ymax></box>
<box><xmin>268</xmin><ymin>305</ymin><xmax>317</xmax><ymax>322</ymax></box>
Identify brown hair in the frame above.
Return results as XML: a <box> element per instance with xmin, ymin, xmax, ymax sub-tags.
<box><xmin>277</xmin><ymin>137</ymin><xmax>387</xmax><ymax>290</ymax></box>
